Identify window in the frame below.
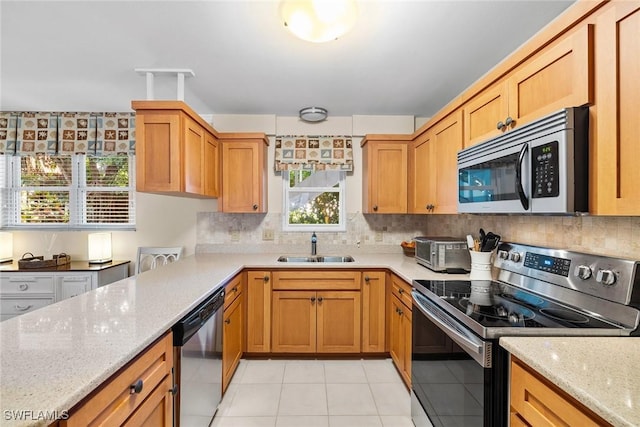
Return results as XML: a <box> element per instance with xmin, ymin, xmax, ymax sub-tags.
<box><xmin>0</xmin><ymin>154</ymin><xmax>135</xmax><ymax>230</ymax></box>
<box><xmin>283</xmin><ymin>169</ymin><xmax>345</xmax><ymax>232</ymax></box>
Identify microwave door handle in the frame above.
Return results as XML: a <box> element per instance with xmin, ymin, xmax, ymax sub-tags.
<box><xmin>516</xmin><ymin>143</ymin><xmax>530</xmax><ymax>210</ymax></box>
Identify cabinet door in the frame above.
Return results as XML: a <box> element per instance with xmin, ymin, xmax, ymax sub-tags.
<box><xmin>221</xmin><ymin>140</ymin><xmax>266</xmax><ymax>212</ymax></box>
<box><xmin>361</xmin><ymin>271</ymin><xmax>386</xmax><ymax>353</ymax></box>
<box><xmin>363</xmin><ymin>141</ymin><xmax>408</xmax><ymax>213</ymax></box>
<box><xmin>183</xmin><ymin>115</ymin><xmax>205</xmax><ymax>195</ymax></box>
<box><xmin>271</xmin><ymin>291</ymin><xmax>316</xmax><ymax>353</ymax></box>
<box><xmin>409</xmin><ymin>131</ymin><xmax>435</xmax><ymax>213</ymax></box>
<box><xmin>135</xmin><ymin>112</ymin><xmax>181</xmax><ymax>193</ymax></box>
<box><xmin>508</xmin><ymin>24</ymin><xmax>594</xmax><ymax>127</ymax></box>
<box><xmin>431</xmin><ymin>110</ymin><xmax>463</xmax><ymax>214</ymax></box>
<box><xmin>223</xmin><ymin>293</ymin><xmax>243</xmax><ymax>393</ymax></box>
<box><xmin>593</xmin><ymin>3</ymin><xmax>640</xmax><ymax>214</ymax></box>
<box><xmin>463</xmin><ymin>82</ymin><xmax>509</xmax><ymax>147</ymax></box>
<box><xmin>389</xmin><ymin>295</ymin><xmax>404</xmax><ymax>372</ymax></box>
<box><xmin>316</xmin><ymin>291</ymin><xmax>361</xmax><ymax>353</ymax></box>
<box><xmin>56</xmin><ymin>274</ymin><xmax>94</xmax><ymax>302</ymax></box>
<box><xmin>204</xmin><ymin>131</ymin><xmax>220</xmax><ymax>197</ymax></box>
<box><xmin>246</xmin><ymin>271</ymin><xmax>271</xmax><ymax>353</ymax></box>
<box><xmin>122</xmin><ymin>376</ymin><xmax>173</xmax><ymax>427</ymax></box>
<box><xmin>400</xmin><ymin>306</ymin><xmax>412</xmax><ymax>386</ymax></box>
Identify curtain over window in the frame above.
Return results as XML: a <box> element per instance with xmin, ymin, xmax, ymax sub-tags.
<box><xmin>274</xmin><ymin>135</ymin><xmax>353</xmax><ymax>172</ymax></box>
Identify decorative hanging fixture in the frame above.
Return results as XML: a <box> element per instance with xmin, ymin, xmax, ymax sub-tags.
<box><xmin>280</xmin><ymin>0</ymin><xmax>358</xmax><ymax>43</ymax></box>
<box><xmin>299</xmin><ymin>107</ymin><xmax>328</xmax><ymax>122</ymax></box>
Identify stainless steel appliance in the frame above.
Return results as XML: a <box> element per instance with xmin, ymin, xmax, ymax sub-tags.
<box><xmin>414</xmin><ymin>236</ymin><xmax>471</xmax><ymax>273</ymax></box>
<box><xmin>411</xmin><ymin>242</ymin><xmax>640</xmax><ymax>427</ymax></box>
<box><xmin>457</xmin><ymin>106</ymin><xmax>589</xmax><ymax>214</ymax></box>
<box><xmin>173</xmin><ymin>288</ymin><xmax>225</xmax><ymax>427</ymax></box>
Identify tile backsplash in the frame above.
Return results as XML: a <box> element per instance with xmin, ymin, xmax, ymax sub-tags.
<box><xmin>196</xmin><ymin>212</ymin><xmax>640</xmax><ymax>260</ymax></box>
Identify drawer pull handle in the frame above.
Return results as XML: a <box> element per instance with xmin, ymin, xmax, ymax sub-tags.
<box><xmin>232</xmin><ymin>286</ymin><xmax>238</xmax><ymax>293</ymax></box>
<box><xmin>225</xmin><ymin>319</ymin><xmax>231</xmax><ymax>324</ymax></box>
<box><xmin>252</xmin><ymin>204</ymin><xmax>259</xmax><ymax>210</ymax></box>
<box><xmin>263</xmin><ymin>276</ymin><xmax>269</xmax><ymax>282</ymax></box>
<box><xmin>15</xmin><ymin>304</ymin><xmax>33</xmax><ymax>311</ymax></box>
<box><xmin>364</xmin><ymin>276</ymin><xmax>370</xmax><ymax>283</ymax></box>
<box><xmin>19</xmin><ymin>284</ymin><xmax>29</xmax><ymax>291</ymax></box>
<box><xmin>398</xmin><ymin>288</ymin><xmax>404</xmax><ymax>294</ymax></box>
<box><xmin>130</xmin><ymin>379</ymin><xmax>144</xmax><ymax>394</ymax></box>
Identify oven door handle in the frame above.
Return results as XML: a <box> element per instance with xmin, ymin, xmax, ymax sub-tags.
<box><xmin>412</xmin><ymin>291</ymin><xmax>486</xmax><ymax>361</ymax></box>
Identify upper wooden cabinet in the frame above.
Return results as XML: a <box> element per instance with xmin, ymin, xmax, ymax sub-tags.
<box><xmin>132</xmin><ymin>101</ymin><xmax>219</xmax><ymax>198</ymax></box>
<box><xmin>592</xmin><ymin>2</ymin><xmax>640</xmax><ymax>215</ymax></box>
<box><xmin>410</xmin><ymin>111</ymin><xmax>463</xmax><ymax>214</ymax></box>
<box><xmin>220</xmin><ymin>134</ymin><xmax>269</xmax><ymax>213</ymax></box>
<box><xmin>361</xmin><ymin>135</ymin><xmax>411</xmax><ymax>213</ymax></box>
<box><xmin>462</xmin><ymin>24</ymin><xmax>594</xmax><ymax>147</ymax></box>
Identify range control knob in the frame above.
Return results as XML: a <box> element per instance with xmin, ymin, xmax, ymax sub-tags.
<box><xmin>574</xmin><ymin>265</ymin><xmax>592</xmax><ymax>280</ymax></box>
<box><xmin>509</xmin><ymin>252</ymin><xmax>521</xmax><ymax>262</ymax></box>
<box><xmin>596</xmin><ymin>269</ymin><xmax>617</xmax><ymax>286</ymax></box>
<box><xmin>498</xmin><ymin>250</ymin><xmax>509</xmax><ymax>260</ymax></box>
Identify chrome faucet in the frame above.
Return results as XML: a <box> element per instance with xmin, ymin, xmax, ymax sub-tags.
<box><xmin>311</xmin><ymin>232</ymin><xmax>317</xmax><ymax>255</ymax></box>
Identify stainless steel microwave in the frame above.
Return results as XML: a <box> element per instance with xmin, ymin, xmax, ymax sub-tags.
<box><xmin>457</xmin><ymin>106</ymin><xmax>589</xmax><ymax>214</ymax></box>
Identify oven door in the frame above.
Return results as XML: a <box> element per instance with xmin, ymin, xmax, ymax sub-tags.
<box><xmin>411</xmin><ymin>290</ymin><xmax>508</xmax><ymax>427</ymax></box>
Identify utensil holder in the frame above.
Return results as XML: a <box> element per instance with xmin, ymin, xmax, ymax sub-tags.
<box><xmin>469</xmin><ymin>251</ymin><xmax>493</xmax><ymax>280</ymax></box>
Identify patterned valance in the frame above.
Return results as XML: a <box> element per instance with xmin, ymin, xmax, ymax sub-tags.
<box><xmin>275</xmin><ymin>135</ymin><xmax>353</xmax><ymax>172</ymax></box>
<box><xmin>0</xmin><ymin>111</ymin><xmax>135</xmax><ymax>156</ymax></box>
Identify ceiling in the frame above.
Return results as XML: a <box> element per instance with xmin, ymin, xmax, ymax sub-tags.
<box><xmin>1</xmin><ymin>0</ymin><xmax>575</xmax><ymax>119</ymax></box>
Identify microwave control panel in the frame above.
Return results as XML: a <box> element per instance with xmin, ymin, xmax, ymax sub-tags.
<box><xmin>532</xmin><ymin>140</ymin><xmax>559</xmax><ymax>198</ymax></box>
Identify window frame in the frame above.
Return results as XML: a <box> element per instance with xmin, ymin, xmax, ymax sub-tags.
<box><xmin>282</xmin><ymin>169</ymin><xmax>346</xmax><ymax>232</ymax></box>
<box><xmin>1</xmin><ymin>153</ymin><xmax>136</xmax><ymax>231</ymax></box>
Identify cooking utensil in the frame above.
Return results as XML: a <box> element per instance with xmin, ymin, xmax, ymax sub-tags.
<box><xmin>479</xmin><ymin>228</ymin><xmax>486</xmax><ymax>249</ymax></box>
<box><xmin>481</xmin><ymin>232</ymin><xmax>501</xmax><ymax>252</ymax></box>
<box><xmin>466</xmin><ymin>235</ymin><xmax>474</xmax><ymax>250</ymax></box>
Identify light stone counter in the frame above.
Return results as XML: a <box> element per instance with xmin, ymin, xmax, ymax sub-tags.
<box><xmin>500</xmin><ymin>336</ymin><xmax>640</xmax><ymax>427</ymax></box>
<box><xmin>0</xmin><ymin>252</ymin><xmax>463</xmax><ymax>427</ymax></box>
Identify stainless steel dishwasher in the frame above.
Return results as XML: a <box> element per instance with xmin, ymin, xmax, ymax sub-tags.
<box><xmin>173</xmin><ymin>287</ymin><xmax>225</xmax><ymax>427</ymax></box>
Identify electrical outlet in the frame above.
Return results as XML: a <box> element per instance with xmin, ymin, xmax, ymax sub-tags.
<box><xmin>230</xmin><ymin>230</ymin><xmax>240</xmax><ymax>242</ymax></box>
<box><xmin>375</xmin><ymin>231</ymin><xmax>383</xmax><ymax>242</ymax></box>
<box><xmin>262</xmin><ymin>229</ymin><xmax>275</xmax><ymax>241</ymax></box>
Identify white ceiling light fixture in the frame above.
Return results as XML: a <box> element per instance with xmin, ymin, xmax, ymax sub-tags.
<box><xmin>280</xmin><ymin>0</ymin><xmax>358</xmax><ymax>43</ymax></box>
<box><xmin>299</xmin><ymin>107</ymin><xmax>328</xmax><ymax>122</ymax></box>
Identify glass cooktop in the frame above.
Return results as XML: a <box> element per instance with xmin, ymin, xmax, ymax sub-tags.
<box><xmin>413</xmin><ymin>280</ymin><xmax>620</xmax><ymax>331</ymax></box>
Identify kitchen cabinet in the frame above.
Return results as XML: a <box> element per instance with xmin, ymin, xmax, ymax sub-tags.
<box><xmin>510</xmin><ymin>357</ymin><xmax>612</xmax><ymax>426</ymax></box>
<box><xmin>220</xmin><ymin>134</ymin><xmax>269</xmax><ymax>213</ymax></box>
<box><xmin>0</xmin><ymin>261</ymin><xmax>129</xmax><ymax>321</ymax></box>
<box><xmin>410</xmin><ymin>111</ymin><xmax>462</xmax><ymax>214</ymax></box>
<box><xmin>462</xmin><ymin>24</ymin><xmax>594</xmax><ymax>148</ymax></box>
<box><xmin>389</xmin><ymin>274</ymin><xmax>411</xmax><ymax>387</ymax></box>
<box><xmin>592</xmin><ymin>2</ymin><xmax>640</xmax><ymax>215</ymax></box>
<box><xmin>133</xmin><ymin>101</ymin><xmax>220</xmax><ymax>198</ymax></box>
<box><xmin>246</xmin><ymin>271</ymin><xmax>271</xmax><ymax>353</ymax></box>
<box><xmin>271</xmin><ymin>270</ymin><xmax>361</xmax><ymax>353</ymax></box>
<box><xmin>361</xmin><ymin>270</ymin><xmax>386</xmax><ymax>353</ymax></box>
<box><xmin>223</xmin><ymin>274</ymin><xmax>244</xmax><ymax>393</ymax></box>
<box><xmin>62</xmin><ymin>332</ymin><xmax>174</xmax><ymax>427</ymax></box>
<box><xmin>361</xmin><ymin>135</ymin><xmax>411</xmax><ymax>214</ymax></box>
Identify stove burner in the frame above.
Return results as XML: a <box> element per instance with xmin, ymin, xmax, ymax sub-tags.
<box><xmin>499</xmin><ymin>292</ymin><xmax>545</xmax><ymax>307</ymax></box>
<box><xmin>459</xmin><ymin>299</ymin><xmax>535</xmax><ymax>323</ymax></box>
<box><xmin>539</xmin><ymin>308</ymin><xmax>590</xmax><ymax>324</ymax></box>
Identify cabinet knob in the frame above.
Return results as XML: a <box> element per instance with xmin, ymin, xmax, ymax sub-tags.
<box><xmin>505</xmin><ymin>116</ymin><xmax>514</xmax><ymax>127</ymax></box>
<box><xmin>318</xmin><ymin>296</ymin><xmax>323</xmax><ymax>303</ymax></box>
<box><xmin>232</xmin><ymin>286</ymin><xmax>238</xmax><ymax>293</ymax></box>
<box><xmin>252</xmin><ymin>204</ymin><xmax>258</xmax><ymax>210</ymax></box>
<box><xmin>170</xmin><ymin>384</ymin><xmax>178</xmax><ymax>396</ymax></box>
<box><xmin>311</xmin><ymin>296</ymin><xmax>316</xmax><ymax>303</ymax></box>
<box><xmin>364</xmin><ymin>276</ymin><xmax>370</xmax><ymax>283</ymax></box>
<box><xmin>496</xmin><ymin>120</ymin><xmax>505</xmax><ymax>130</ymax></box>
<box><xmin>373</xmin><ymin>205</ymin><xmax>378</xmax><ymax>212</ymax></box>
<box><xmin>263</xmin><ymin>275</ymin><xmax>270</xmax><ymax>282</ymax></box>
<box><xmin>130</xmin><ymin>379</ymin><xmax>144</xmax><ymax>394</ymax></box>
<box><xmin>19</xmin><ymin>284</ymin><xmax>29</xmax><ymax>291</ymax></box>
<box><xmin>398</xmin><ymin>288</ymin><xmax>404</xmax><ymax>294</ymax></box>
<box><xmin>225</xmin><ymin>318</ymin><xmax>231</xmax><ymax>324</ymax></box>
<box><xmin>14</xmin><ymin>304</ymin><xmax>32</xmax><ymax>312</ymax></box>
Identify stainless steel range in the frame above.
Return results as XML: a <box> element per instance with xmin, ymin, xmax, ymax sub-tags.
<box><xmin>411</xmin><ymin>242</ymin><xmax>640</xmax><ymax>427</ymax></box>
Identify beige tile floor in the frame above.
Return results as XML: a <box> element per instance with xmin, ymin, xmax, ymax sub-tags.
<box><xmin>211</xmin><ymin>359</ymin><xmax>413</xmax><ymax>427</ymax></box>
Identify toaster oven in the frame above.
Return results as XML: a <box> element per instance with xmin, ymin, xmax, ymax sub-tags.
<box><xmin>414</xmin><ymin>236</ymin><xmax>471</xmax><ymax>273</ymax></box>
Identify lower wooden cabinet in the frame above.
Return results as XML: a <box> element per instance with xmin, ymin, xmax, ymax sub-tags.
<box><xmin>510</xmin><ymin>357</ymin><xmax>612</xmax><ymax>427</ymax></box>
<box><xmin>361</xmin><ymin>271</ymin><xmax>386</xmax><ymax>353</ymax></box>
<box><xmin>246</xmin><ymin>271</ymin><xmax>271</xmax><ymax>353</ymax></box>
<box><xmin>223</xmin><ymin>275</ymin><xmax>244</xmax><ymax>393</ymax></box>
<box><xmin>62</xmin><ymin>332</ymin><xmax>174</xmax><ymax>427</ymax></box>
<box><xmin>389</xmin><ymin>294</ymin><xmax>412</xmax><ymax>387</ymax></box>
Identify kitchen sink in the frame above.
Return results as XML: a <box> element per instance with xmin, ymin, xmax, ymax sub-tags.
<box><xmin>277</xmin><ymin>255</ymin><xmax>355</xmax><ymax>263</ymax></box>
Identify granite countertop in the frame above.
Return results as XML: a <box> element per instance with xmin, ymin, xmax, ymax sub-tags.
<box><xmin>500</xmin><ymin>336</ymin><xmax>640</xmax><ymax>427</ymax></box>
<box><xmin>0</xmin><ymin>252</ymin><xmax>462</xmax><ymax>427</ymax></box>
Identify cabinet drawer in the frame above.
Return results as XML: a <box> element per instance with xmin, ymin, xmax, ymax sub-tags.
<box><xmin>0</xmin><ymin>296</ymin><xmax>54</xmax><ymax>317</ymax></box>
<box><xmin>224</xmin><ymin>274</ymin><xmax>244</xmax><ymax>308</ymax></box>
<box><xmin>272</xmin><ymin>270</ymin><xmax>361</xmax><ymax>290</ymax></box>
<box><xmin>0</xmin><ymin>275</ymin><xmax>55</xmax><ymax>294</ymax></box>
<box><xmin>62</xmin><ymin>332</ymin><xmax>173</xmax><ymax>427</ymax></box>
<box><xmin>390</xmin><ymin>275</ymin><xmax>412</xmax><ymax>308</ymax></box>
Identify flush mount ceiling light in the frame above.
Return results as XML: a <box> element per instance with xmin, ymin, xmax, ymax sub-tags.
<box><xmin>299</xmin><ymin>107</ymin><xmax>328</xmax><ymax>122</ymax></box>
<box><xmin>280</xmin><ymin>0</ymin><xmax>358</xmax><ymax>43</ymax></box>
